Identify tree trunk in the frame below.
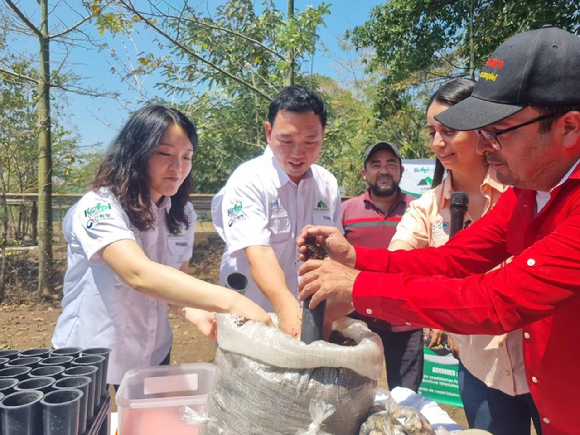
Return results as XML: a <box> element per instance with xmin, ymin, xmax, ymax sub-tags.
<box><xmin>0</xmin><ymin>177</ymin><xmax>8</xmax><ymax>302</ymax></box>
<box><xmin>469</xmin><ymin>0</ymin><xmax>475</xmax><ymax>80</ymax></box>
<box><xmin>37</xmin><ymin>0</ymin><xmax>54</xmax><ymax>300</ymax></box>
<box><xmin>284</xmin><ymin>0</ymin><xmax>295</xmax><ymax>86</ymax></box>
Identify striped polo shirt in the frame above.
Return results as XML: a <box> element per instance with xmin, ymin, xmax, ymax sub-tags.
<box><xmin>342</xmin><ymin>188</ymin><xmax>416</xmax><ymax>332</ymax></box>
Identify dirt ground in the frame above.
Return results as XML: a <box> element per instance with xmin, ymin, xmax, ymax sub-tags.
<box><xmin>0</xmin><ymin>231</ymin><xmax>469</xmax><ymax>428</ymax></box>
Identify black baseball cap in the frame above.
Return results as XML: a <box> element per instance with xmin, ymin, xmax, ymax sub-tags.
<box><xmin>436</xmin><ymin>26</ymin><xmax>580</xmax><ymax>131</ymax></box>
<box><xmin>364</xmin><ymin>141</ymin><xmax>402</xmax><ymax>165</ymax></box>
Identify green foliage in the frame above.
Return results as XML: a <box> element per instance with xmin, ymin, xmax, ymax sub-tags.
<box><xmin>0</xmin><ymin>57</ymin><xmax>89</xmax><ymax>194</ymax></box>
<box><xmin>349</xmin><ymin>0</ymin><xmax>580</xmax><ymax>119</ymax></box>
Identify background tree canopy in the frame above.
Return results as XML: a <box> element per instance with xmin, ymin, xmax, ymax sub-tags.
<box><xmin>348</xmin><ymin>0</ymin><xmax>580</xmax><ymax>120</ymax></box>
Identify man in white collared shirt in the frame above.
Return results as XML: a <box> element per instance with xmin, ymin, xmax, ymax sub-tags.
<box><xmin>212</xmin><ymin>86</ymin><xmax>342</xmax><ymax>338</ymax></box>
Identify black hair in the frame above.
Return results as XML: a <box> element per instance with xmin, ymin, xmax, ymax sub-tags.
<box><xmin>268</xmin><ymin>86</ymin><xmax>327</xmax><ymax>127</ymax></box>
<box><xmin>92</xmin><ymin>104</ymin><xmax>198</xmax><ymax>233</ymax></box>
<box><xmin>533</xmin><ymin>104</ymin><xmax>580</xmax><ymax>133</ymax></box>
<box><xmin>427</xmin><ymin>78</ymin><xmax>476</xmax><ymax>187</ymax></box>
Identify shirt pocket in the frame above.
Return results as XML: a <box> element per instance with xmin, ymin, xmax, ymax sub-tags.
<box><xmin>166</xmin><ymin>237</ymin><xmax>191</xmax><ymax>266</ymax></box>
<box><xmin>269</xmin><ymin>215</ymin><xmax>291</xmax><ymax>243</ymax></box>
<box><xmin>312</xmin><ymin>211</ymin><xmax>334</xmax><ymax>226</ymax></box>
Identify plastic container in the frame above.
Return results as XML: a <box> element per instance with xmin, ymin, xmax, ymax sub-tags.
<box><xmin>5</xmin><ymin>357</ymin><xmax>42</xmax><ymax>370</ymax></box>
<box><xmin>0</xmin><ymin>350</ymin><xmax>21</xmax><ymax>361</ymax></box>
<box><xmin>116</xmin><ymin>363</ymin><xmax>216</xmax><ymax>435</ymax></box>
<box><xmin>29</xmin><ymin>365</ymin><xmax>66</xmax><ymax>381</ymax></box>
<box><xmin>52</xmin><ymin>347</ymin><xmax>82</xmax><ymax>359</ymax></box>
<box><xmin>0</xmin><ymin>390</ymin><xmax>43</xmax><ymax>435</ymax></box>
<box><xmin>19</xmin><ymin>348</ymin><xmax>52</xmax><ymax>359</ymax></box>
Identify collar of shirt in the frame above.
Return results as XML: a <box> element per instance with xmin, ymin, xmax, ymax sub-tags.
<box><xmin>533</xmin><ymin>159</ymin><xmax>580</xmax><ymax>214</ymax></box>
<box><xmin>151</xmin><ymin>195</ymin><xmax>172</xmax><ymax>213</ymax></box>
<box><xmin>363</xmin><ymin>188</ymin><xmax>406</xmax><ymax>216</ymax></box>
<box><xmin>440</xmin><ymin>166</ymin><xmax>505</xmax><ymax>204</ymax></box>
<box><xmin>264</xmin><ymin>145</ymin><xmax>314</xmax><ymax>188</ymax></box>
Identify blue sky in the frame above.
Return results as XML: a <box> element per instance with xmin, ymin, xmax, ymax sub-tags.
<box><xmin>8</xmin><ymin>1</ymin><xmax>384</xmax><ymax>148</ymax></box>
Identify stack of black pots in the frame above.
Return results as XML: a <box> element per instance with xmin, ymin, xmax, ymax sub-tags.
<box><xmin>0</xmin><ymin>347</ymin><xmax>111</xmax><ymax>435</ymax></box>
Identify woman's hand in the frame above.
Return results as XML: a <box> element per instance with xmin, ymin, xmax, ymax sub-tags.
<box><xmin>170</xmin><ymin>305</ymin><xmax>217</xmax><ymax>341</ymax></box>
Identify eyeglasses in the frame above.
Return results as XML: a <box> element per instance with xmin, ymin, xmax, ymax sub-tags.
<box><xmin>477</xmin><ymin>113</ymin><xmax>558</xmax><ymax>150</ymax></box>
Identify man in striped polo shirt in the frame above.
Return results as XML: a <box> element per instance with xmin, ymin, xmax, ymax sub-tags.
<box><xmin>342</xmin><ymin>141</ymin><xmax>422</xmax><ymax>391</ymax></box>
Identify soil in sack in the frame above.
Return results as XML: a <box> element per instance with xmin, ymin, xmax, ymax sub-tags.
<box><xmin>201</xmin><ymin>314</ymin><xmax>384</xmax><ymax>435</ymax></box>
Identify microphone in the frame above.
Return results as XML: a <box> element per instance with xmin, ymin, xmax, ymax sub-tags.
<box><xmin>449</xmin><ymin>192</ymin><xmax>469</xmax><ymax>238</ymax></box>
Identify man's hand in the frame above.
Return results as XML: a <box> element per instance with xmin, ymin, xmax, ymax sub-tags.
<box><xmin>277</xmin><ymin>300</ymin><xmax>303</xmax><ymax>339</ymax></box>
<box><xmin>322</xmin><ymin>300</ymin><xmax>355</xmax><ymax>340</ymax></box>
<box><xmin>298</xmin><ymin>258</ymin><xmax>360</xmax><ymax>309</ymax></box>
<box><xmin>297</xmin><ymin>225</ymin><xmax>356</xmax><ymax>268</ymax></box>
<box><xmin>424</xmin><ymin>328</ymin><xmax>445</xmax><ymax>348</ymax></box>
<box><xmin>448</xmin><ymin>335</ymin><xmax>460</xmax><ymax>359</ymax></box>
<box><xmin>170</xmin><ymin>306</ymin><xmax>218</xmax><ymax>342</ymax></box>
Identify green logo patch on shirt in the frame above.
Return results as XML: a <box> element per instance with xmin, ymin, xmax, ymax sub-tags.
<box><xmin>84</xmin><ymin>203</ymin><xmax>112</xmax><ymax>217</ymax></box>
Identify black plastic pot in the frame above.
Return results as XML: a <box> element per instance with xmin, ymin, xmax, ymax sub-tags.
<box><xmin>225</xmin><ymin>272</ymin><xmax>250</xmax><ymax>295</ymax></box>
<box><xmin>71</xmin><ymin>355</ymin><xmax>105</xmax><ymax>408</ymax></box>
<box><xmin>0</xmin><ymin>379</ymin><xmax>18</xmax><ymax>396</ymax></box>
<box><xmin>51</xmin><ymin>347</ymin><xmax>82</xmax><ymax>359</ymax></box>
<box><xmin>41</xmin><ymin>389</ymin><xmax>82</xmax><ymax>435</ymax></box>
<box><xmin>14</xmin><ymin>377</ymin><xmax>55</xmax><ymax>395</ymax></box>
<box><xmin>0</xmin><ymin>350</ymin><xmax>21</xmax><ymax>361</ymax></box>
<box><xmin>0</xmin><ymin>367</ymin><xmax>32</xmax><ymax>381</ymax></box>
<box><xmin>63</xmin><ymin>365</ymin><xmax>98</xmax><ymax>421</ymax></box>
<box><xmin>39</xmin><ymin>356</ymin><xmax>74</xmax><ymax>369</ymax></box>
<box><xmin>28</xmin><ymin>365</ymin><xmax>65</xmax><ymax>381</ymax></box>
<box><xmin>5</xmin><ymin>357</ymin><xmax>42</xmax><ymax>370</ymax></box>
<box><xmin>0</xmin><ymin>390</ymin><xmax>43</xmax><ymax>435</ymax></box>
<box><xmin>53</xmin><ymin>376</ymin><xmax>91</xmax><ymax>434</ymax></box>
<box><xmin>81</xmin><ymin>348</ymin><xmax>111</xmax><ymax>400</ymax></box>
<box><xmin>19</xmin><ymin>348</ymin><xmax>52</xmax><ymax>359</ymax></box>
<box><xmin>0</xmin><ymin>357</ymin><xmax>8</xmax><ymax>369</ymax></box>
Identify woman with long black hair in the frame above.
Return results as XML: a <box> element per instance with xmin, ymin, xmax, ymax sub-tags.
<box><xmin>52</xmin><ymin>105</ymin><xmax>271</xmax><ymax>387</ymax></box>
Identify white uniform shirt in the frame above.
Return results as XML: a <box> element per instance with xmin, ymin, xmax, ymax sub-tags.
<box><xmin>52</xmin><ymin>188</ymin><xmax>196</xmax><ymax>385</ymax></box>
<box><xmin>212</xmin><ymin>146</ymin><xmax>342</xmax><ymax>312</ymax></box>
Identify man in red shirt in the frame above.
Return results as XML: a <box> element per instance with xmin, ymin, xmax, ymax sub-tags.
<box><xmin>298</xmin><ymin>26</ymin><xmax>580</xmax><ymax>434</ymax></box>
<box><xmin>342</xmin><ymin>142</ymin><xmax>421</xmax><ymax>391</ymax></box>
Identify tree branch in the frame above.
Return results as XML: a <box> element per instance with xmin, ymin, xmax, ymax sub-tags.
<box><xmin>49</xmin><ymin>14</ymin><xmax>93</xmax><ymax>40</ymax></box>
<box><xmin>163</xmin><ymin>11</ymin><xmax>285</xmax><ymax>61</ymax></box>
<box><xmin>3</xmin><ymin>0</ymin><xmax>43</xmax><ymax>38</ymax></box>
<box><xmin>117</xmin><ymin>0</ymin><xmax>273</xmax><ymax>100</ymax></box>
<box><xmin>0</xmin><ymin>67</ymin><xmax>37</xmax><ymax>85</ymax></box>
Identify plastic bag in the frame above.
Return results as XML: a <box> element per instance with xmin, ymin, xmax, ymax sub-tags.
<box><xmin>295</xmin><ymin>400</ymin><xmax>336</xmax><ymax>435</ymax></box>
<box><xmin>358</xmin><ymin>396</ymin><xmax>435</xmax><ymax>435</ymax></box>
<box><xmin>201</xmin><ymin>314</ymin><xmax>383</xmax><ymax>435</ymax></box>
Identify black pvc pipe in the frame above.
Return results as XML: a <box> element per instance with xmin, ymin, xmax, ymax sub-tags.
<box><xmin>0</xmin><ymin>350</ymin><xmax>21</xmax><ymax>361</ymax></box>
<box><xmin>81</xmin><ymin>348</ymin><xmax>111</xmax><ymax>400</ymax></box>
<box><xmin>29</xmin><ymin>366</ymin><xmax>65</xmax><ymax>381</ymax></box>
<box><xmin>18</xmin><ymin>348</ymin><xmax>52</xmax><ymax>359</ymax></box>
<box><xmin>300</xmin><ymin>298</ymin><xmax>327</xmax><ymax>344</ymax></box>
<box><xmin>72</xmin><ymin>355</ymin><xmax>105</xmax><ymax>408</ymax></box>
<box><xmin>39</xmin><ymin>356</ymin><xmax>73</xmax><ymax>369</ymax></box>
<box><xmin>224</xmin><ymin>272</ymin><xmax>250</xmax><ymax>295</ymax></box>
<box><xmin>0</xmin><ymin>378</ymin><xmax>19</xmax><ymax>396</ymax></box>
<box><xmin>63</xmin><ymin>365</ymin><xmax>98</xmax><ymax>421</ymax></box>
<box><xmin>53</xmin><ymin>376</ymin><xmax>91</xmax><ymax>434</ymax></box>
<box><xmin>41</xmin><ymin>389</ymin><xmax>83</xmax><ymax>435</ymax></box>
<box><xmin>51</xmin><ymin>347</ymin><xmax>82</xmax><ymax>359</ymax></box>
<box><xmin>5</xmin><ymin>357</ymin><xmax>42</xmax><ymax>370</ymax></box>
<box><xmin>0</xmin><ymin>367</ymin><xmax>32</xmax><ymax>381</ymax></box>
<box><xmin>0</xmin><ymin>390</ymin><xmax>43</xmax><ymax>435</ymax></box>
<box><xmin>14</xmin><ymin>377</ymin><xmax>55</xmax><ymax>395</ymax></box>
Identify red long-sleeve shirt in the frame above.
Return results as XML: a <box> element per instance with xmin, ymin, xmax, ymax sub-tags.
<box><xmin>352</xmin><ymin>165</ymin><xmax>580</xmax><ymax>435</ymax></box>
